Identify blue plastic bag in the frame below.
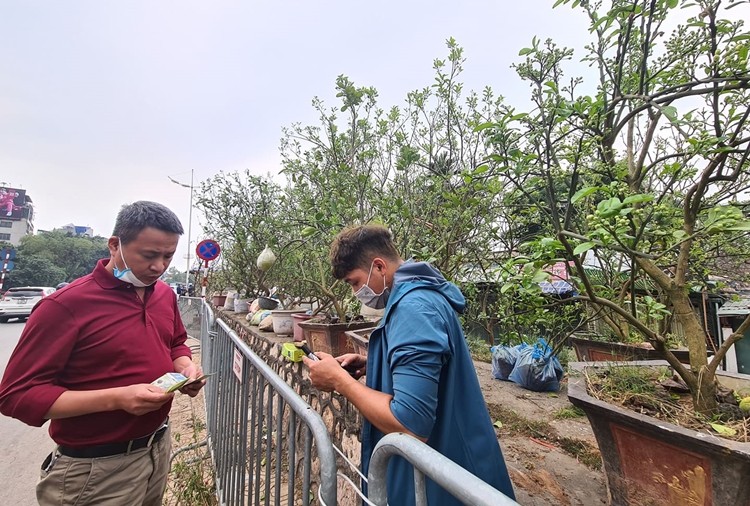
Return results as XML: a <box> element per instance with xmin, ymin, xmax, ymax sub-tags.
<box><xmin>491</xmin><ymin>343</ymin><xmax>525</xmax><ymax>381</ymax></box>
<box><xmin>508</xmin><ymin>338</ymin><xmax>564</xmax><ymax>392</ymax></box>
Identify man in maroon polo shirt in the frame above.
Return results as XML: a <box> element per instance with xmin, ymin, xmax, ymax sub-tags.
<box><xmin>0</xmin><ymin>200</ymin><xmax>205</xmax><ymax>506</ymax></box>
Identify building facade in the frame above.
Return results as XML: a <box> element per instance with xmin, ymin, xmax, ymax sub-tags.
<box><xmin>55</xmin><ymin>223</ymin><xmax>94</xmax><ymax>238</ymax></box>
<box><xmin>0</xmin><ymin>187</ymin><xmax>34</xmax><ymax>245</ymax></box>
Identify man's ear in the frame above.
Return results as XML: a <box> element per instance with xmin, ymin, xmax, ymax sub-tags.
<box><xmin>373</xmin><ymin>257</ymin><xmax>387</xmax><ymax>274</ymax></box>
<box><xmin>107</xmin><ymin>236</ymin><xmax>120</xmax><ymax>256</ymax></box>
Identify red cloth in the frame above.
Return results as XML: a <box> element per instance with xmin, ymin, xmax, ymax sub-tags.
<box><xmin>0</xmin><ymin>259</ymin><xmax>191</xmax><ymax>446</ymax></box>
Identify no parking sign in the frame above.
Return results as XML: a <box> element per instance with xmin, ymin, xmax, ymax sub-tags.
<box><xmin>196</xmin><ymin>239</ymin><xmax>221</xmax><ymax>262</ymax></box>
<box><xmin>195</xmin><ymin>239</ymin><xmax>221</xmax><ymax>298</ymax></box>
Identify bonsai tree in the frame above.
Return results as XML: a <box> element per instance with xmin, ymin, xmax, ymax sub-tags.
<box><xmin>488</xmin><ymin>0</ymin><xmax>750</xmax><ymax>415</ymax></box>
<box><xmin>277</xmin><ymin>75</ymin><xmax>385</xmax><ymax>320</ymax></box>
<box><xmin>276</xmin><ymin>43</ymin><xmax>522</xmax><ymax>329</ymax></box>
<box><xmin>195</xmin><ymin>170</ymin><xmax>288</xmax><ymax>299</ymax></box>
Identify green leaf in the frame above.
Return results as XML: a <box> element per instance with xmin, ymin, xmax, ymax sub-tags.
<box><xmin>573</xmin><ymin>242</ymin><xmax>596</xmax><ymax>255</ymax></box>
<box><xmin>622</xmin><ymin>194</ymin><xmax>653</xmax><ymax>205</ymax></box>
<box><xmin>727</xmin><ymin>221</ymin><xmax>750</xmax><ymax>231</ymax></box>
<box><xmin>532</xmin><ymin>269</ymin><xmax>550</xmax><ymax>283</ymax></box>
<box><xmin>474</xmin><ymin>122</ymin><xmax>495</xmax><ymax>132</ymax></box>
<box><xmin>662</xmin><ymin>105</ymin><xmax>678</xmax><ymax>122</ymax></box>
<box><xmin>597</xmin><ymin>197</ymin><xmax>623</xmax><ymax>218</ymax></box>
<box><xmin>709</xmin><ymin>423</ymin><xmax>737</xmax><ymax>436</ymax></box>
<box><xmin>571</xmin><ymin>186</ymin><xmax>600</xmax><ymax>204</ymax></box>
<box><xmin>493</xmin><ymin>420</ymin><xmax>503</xmax><ymax>428</ymax></box>
<box><xmin>666</xmin><ymin>0</ymin><xmax>678</xmax><ymax>8</ymax></box>
<box><xmin>518</xmin><ymin>47</ymin><xmax>533</xmax><ymax>56</ymax></box>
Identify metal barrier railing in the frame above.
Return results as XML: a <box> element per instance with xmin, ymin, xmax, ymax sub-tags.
<box><xmin>177</xmin><ymin>296</ymin><xmax>204</xmax><ymax>340</ymax></box>
<box><xmin>368</xmin><ymin>433</ymin><xmax>518</xmax><ymax>506</ymax></box>
<box><xmin>193</xmin><ymin>301</ymin><xmax>517</xmax><ymax>506</ymax></box>
<box><xmin>199</xmin><ymin>300</ymin><xmax>337</xmax><ymax>505</ymax></box>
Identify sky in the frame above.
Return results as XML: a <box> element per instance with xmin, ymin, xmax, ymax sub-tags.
<box><xmin>0</xmin><ymin>1</ymin><xmax>619</xmax><ymax>272</ymax></box>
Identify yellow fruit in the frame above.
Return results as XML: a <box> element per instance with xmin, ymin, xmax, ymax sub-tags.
<box><xmin>739</xmin><ymin>397</ymin><xmax>750</xmax><ymax>413</ymax></box>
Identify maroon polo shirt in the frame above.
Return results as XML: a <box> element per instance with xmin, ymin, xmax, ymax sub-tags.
<box><xmin>0</xmin><ymin>259</ymin><xmax>191</xmax><ymax>446</ymax></box>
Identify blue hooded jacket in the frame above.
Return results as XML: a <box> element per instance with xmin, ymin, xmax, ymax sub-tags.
<box><xmin>361</xmin><ymin>261</ymin><xmax>515</xmax><ymax>505</ymax></box>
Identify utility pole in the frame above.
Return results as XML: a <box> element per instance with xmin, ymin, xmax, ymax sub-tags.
<box><xmin>168</xmin><ymin>169</ymin><xmax>194</xmax><ymax>292</ymax></box>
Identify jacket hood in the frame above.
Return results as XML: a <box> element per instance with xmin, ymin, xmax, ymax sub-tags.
<box><xmin>390</xmin><ymin>260</ymin><xmax>466</xmax><ymax>313</ymax></box>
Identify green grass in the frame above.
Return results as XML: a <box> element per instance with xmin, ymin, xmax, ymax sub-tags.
<box><xmin>466</xmin><ymin>336</ymin><xmax>493</xmax><ymax>363</ymax></box>
<box><xmin>167</xmin><ymin>414</ymin><xmax>217</xmax><ymax>506</ymax></box>
<box><xmin>487</xmin><ymin>402</ymin><xmax>602</xmax><ymax>470</ymax></box>
<box><xmin>553</xmin><ymin>405</ymin><xmax>586</xmax><ymax>419</ymax></box>
<box><xmin>594</xmin><ymin>364</ymin><xmax>668</xmax><ymax>397</ymax></box>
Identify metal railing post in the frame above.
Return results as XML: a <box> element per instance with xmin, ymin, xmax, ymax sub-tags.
<box><xmin>193</xmin><ymin>301</ymin><xmax>337</xmax><ymax>506</ymax></box>
<box><xmin>368</xmin><ymin>433</ymin><xmax>519</xmax><ymax>506</ymax></box>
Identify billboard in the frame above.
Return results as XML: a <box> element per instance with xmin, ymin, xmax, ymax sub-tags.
<box><xmin>0</xmin><ymin>187</ymin><xmax>28</xmax><ymax>221</ymax></box>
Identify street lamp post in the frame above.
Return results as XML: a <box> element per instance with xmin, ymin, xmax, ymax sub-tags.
<box><xmin>168</xmin><ymin>169</ymin><xmax>194</xmax><ymax>291</ymax></box>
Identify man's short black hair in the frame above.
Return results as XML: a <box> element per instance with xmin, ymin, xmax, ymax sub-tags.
<box><xmin>330</xmin><ymin>224</ymin><xmax>400</xmax><ymax>279</ymax></box>
<box><xmin>112</xmin><ymin>201</ymin><xmax>184</xmax><ymax>244</ymax></box>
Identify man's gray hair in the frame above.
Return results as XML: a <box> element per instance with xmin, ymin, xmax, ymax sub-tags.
<box><xmin>112</xmin><ymin>201</ymin><xmax>184</xmax><ymax>244</ymax></box>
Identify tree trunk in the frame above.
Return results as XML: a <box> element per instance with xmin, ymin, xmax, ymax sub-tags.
<box><xmin>672</xmin><ymin>291</ymin><xmax>717</xmax><ymax>415</ymax></box>
<box><xmin>692</xmin><ymin>373</ymin><xmax>718</xmax><ymax>416</ymax></box>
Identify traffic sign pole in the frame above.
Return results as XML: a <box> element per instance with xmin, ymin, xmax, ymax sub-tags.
<box><xmin>195</xmin><ymin>240</ymin><xmax>221</xmax><ymax>299</ymax></box>
<box><xmin>0</xmin><ymin>247</ymin><xmax>14</xmax><ymax>291</ymax></box>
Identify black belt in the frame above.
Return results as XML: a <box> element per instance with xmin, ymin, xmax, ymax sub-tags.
<box><xmin>58</xmin><ymin>423</ymin><xmax>168</xmax><ymax>459</ymax></box>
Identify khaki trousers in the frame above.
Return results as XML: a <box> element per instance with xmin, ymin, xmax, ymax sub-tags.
<box><xmin>36</xmin><ymin>426</ymin><xmax>171</xmax><ymax>506</ymax></box>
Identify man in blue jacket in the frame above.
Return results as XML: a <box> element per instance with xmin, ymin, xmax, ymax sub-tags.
<box><xmin>304</xmin><ymin>224</ymin><xmax>515</xmax><ymax>505</ymax></box>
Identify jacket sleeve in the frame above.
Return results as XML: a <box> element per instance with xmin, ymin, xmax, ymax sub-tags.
<box><xmin>386</xmin><ymin>291</ymin><xmax>452</xmax><ymax>439</ymax></box>
<box><xmin>0</xmin><ymin>299</ymin><xmax>76</xmax><ymax>426</ymax></box>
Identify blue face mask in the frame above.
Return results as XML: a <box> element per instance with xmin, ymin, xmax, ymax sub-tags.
<box><xmin>354</xmin><ymin>261</ymin><xmax>390</xmax><ymax>309</ymax></box>
<box><xmin>113</xmin><ymin>238</ymin><xmax>153</xmax><ymax>287</ymax></box>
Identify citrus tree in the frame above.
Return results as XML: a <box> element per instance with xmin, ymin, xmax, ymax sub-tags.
<box><xmin>489</xmin><ymin>0</ymin><xmax>750</xmax><ymax>414</ymax></box>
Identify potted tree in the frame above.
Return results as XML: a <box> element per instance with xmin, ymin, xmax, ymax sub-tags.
<box><xmin>286</xmin><ymin>231</ymin><xmax>376</xmax><ymax>355</ymax></box>
<box><xmin>488</xmin><ymin>0</ymin><xmax>750</xmax><ymax>503</ymax></box>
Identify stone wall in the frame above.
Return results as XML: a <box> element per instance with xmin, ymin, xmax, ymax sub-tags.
<box><xmin>216</xmin><ymin>309</ymin><xmax>364</xmax><ymax>504</ymax></box>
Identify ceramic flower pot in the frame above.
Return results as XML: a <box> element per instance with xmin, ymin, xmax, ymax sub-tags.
<box><xmin>344</xmin><ymin>326</ymin><xmax>377</xmax><ymax>357</ymax></box>
<box><xmin>568</xmin><ymin>362</ymin><xmax>750</xmax><ymax>505</ymax></box>
<box><xmin>271</xmin><ymin>309</ymin><xmax>308</xmax><ymax>336</ymax></box>
<box><xmin>298</xmin><ymin>320</ymin><xmax>376</xmax><ymax>356</ymax></box>
<box><xmin>233</xmin><ymin>298</ymin><xmax>251</xmax><ymax>313</ymax></box>
<box><xmin>571</xmin><ymin>336</ymin><xmax>693</xmax><ymax>364</ymax></box>
<box><xmin>292</xmin><ymin>312</ymin><xmax>313</xmax><ymax>342</ymax></box>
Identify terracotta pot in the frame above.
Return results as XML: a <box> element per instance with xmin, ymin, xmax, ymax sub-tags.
<box><xmin>571</xmin><ymin>336</ymin><xmax>693</xmax><ymax>364</ymax></box>
<box><xmin>292</xmin><ymin>313</ymin><xmax>313</xmax><ymax>342</ymax></box>
<box><xmin>568</xmin><ymin>361</ymin><xmax>750</xmax><ymax>505</ymax></box>
<box><xmin>298</xmin><ymin>320</ymin><xmax>375</xmax><ymax>356</ymax></box>
<box><xmin>344</xmin><ymin>326</ymin><xmax>378</xmax><ymax>357</ymax></box>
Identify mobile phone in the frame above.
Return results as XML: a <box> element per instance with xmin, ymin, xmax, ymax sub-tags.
<box><xmin>299</xmin><ymin>342</ymin><xmax>319</xmax><ymax>361</ymax></box>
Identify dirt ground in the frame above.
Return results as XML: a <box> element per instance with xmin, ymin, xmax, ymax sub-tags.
<box><xmin>164</xmin><ymin>339</ymin><xmax>214</xmax><ymax>506</ymax></box>
<box><xmin>474</xmin><ymin>360</ymin><xmax>608</xmax><ymax>505</ymax></box>
<box><xmin>165</xmin><ymin>339</ymin><xmax>608</xmax><ymax>505</ymax></box>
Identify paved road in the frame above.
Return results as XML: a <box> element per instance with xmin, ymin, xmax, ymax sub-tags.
<box><xmin>0</xmin><ymin>320</ymin><xmax>53</xmax><ymax>506</ymax></box>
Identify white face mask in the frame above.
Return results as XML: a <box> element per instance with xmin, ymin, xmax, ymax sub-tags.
<box><xmin>354</xmin><ymin>261</ymin><xmax>390</xmax><ymax>309</ymax></box>
<box><xmin>113</xmin><ymin>238</ymin><xmax>154</xmax><ymax>287</ymax></box>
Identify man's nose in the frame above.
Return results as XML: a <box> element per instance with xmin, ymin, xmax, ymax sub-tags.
<box><xmin>153</xmin><ymin>259</ymin><xmax>169</xmax><ymax>272</ymax></box>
